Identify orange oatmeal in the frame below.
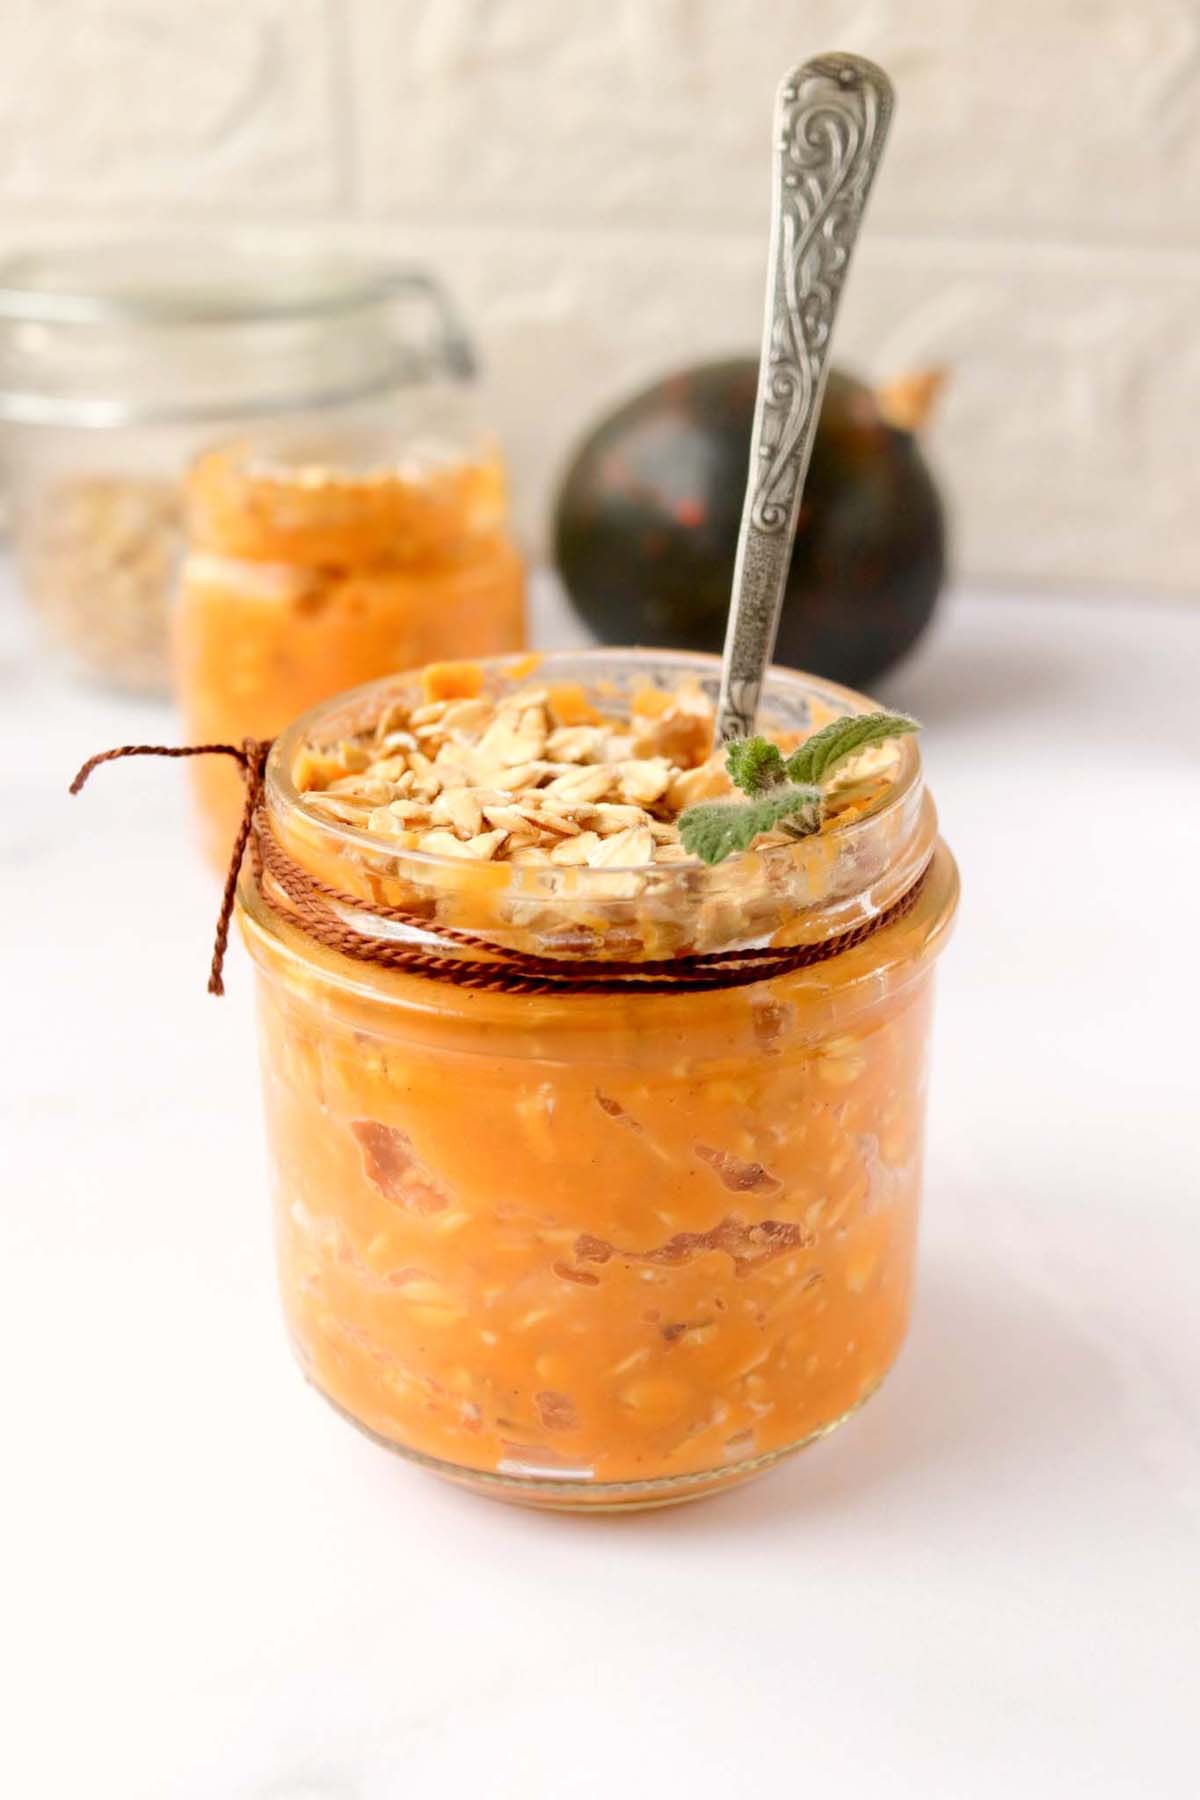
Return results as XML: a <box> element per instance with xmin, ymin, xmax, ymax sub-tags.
<box><xmin>175</xmin><ymin>440</ymin><xmax>525</xmax><ymax>866</ymax></box>
<box><xmin>238</xmin><ymin>651</ymin><xmax>958</xmax><ymax>1508</ymax></box>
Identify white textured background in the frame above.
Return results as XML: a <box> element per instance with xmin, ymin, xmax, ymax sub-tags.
<box><xmin>0</xmin><ymin>0</ymin><xmax>1197</xmax><ymax>591</ymax></box>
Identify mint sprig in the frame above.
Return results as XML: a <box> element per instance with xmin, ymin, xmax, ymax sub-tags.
<box><xmin>677</xmin><ymin>785</ymin><xmax>823</xmax><ymax>865</ymax></box>
<box><xmin>781</xmin><ymin>711</ymin><xmax>919</xmax><ymax>786</ymax></box>
<box><xmin>679</xmin><ymin>711</ymin><xmax>919</xmax><ymax>865</ymax></box>
<box><xmin>724</xmin><ymin>738</ymin><xmax>785</xmax><ymax>795</ymax></box>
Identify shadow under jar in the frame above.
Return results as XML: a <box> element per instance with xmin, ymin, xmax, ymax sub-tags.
<box><xmin>238</xmin><ymin>650</ymin><xmax>958</xmax><ymax>1510</ymax></box>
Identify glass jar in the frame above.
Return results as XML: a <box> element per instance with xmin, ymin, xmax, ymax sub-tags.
<box><xmin>237</xmin><ymin>650</ymin><xmax>958</xmax><ymax>1510</ymax></box>
<box><xmin>176</xmin><ymin>402</ymin><xmax>525</xmax><ymax>868</ymax></box>
<box><xmin>0</xmin><ymin>241</ymin><xmax>479</xmax><ymax>692</ymax></box>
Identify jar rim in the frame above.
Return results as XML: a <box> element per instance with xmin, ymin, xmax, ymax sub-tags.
<box><xmin>0</xmin><ymin>243</ymin><xmax>423</xmax><ymax>328</ymax></box>
<box><xmin>0</xmin><ymin>242</ymin><xmax>476</xmax><ymax>426</ymax></box>
<box><xmin>263</xmin><ymin>648</ymin><xmax>932</xmax><ymax>940</ymax></box>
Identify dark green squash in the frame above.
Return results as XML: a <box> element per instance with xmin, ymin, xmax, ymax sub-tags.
<box><xmin>552</xmin><ymin>359</ymin><xmax>946</xmax><ymax>688</ymax></box>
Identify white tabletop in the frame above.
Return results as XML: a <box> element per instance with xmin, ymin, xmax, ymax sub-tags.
<box><xmin>4</xmin><ymin>576</ymin><xmax>1198</xmax><ymax>1799</ymax></box>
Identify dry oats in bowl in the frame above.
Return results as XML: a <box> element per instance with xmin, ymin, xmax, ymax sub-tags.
<box><xmin>237</xmin><ymin>649</ymin><xmax>958</xmax><ymax>1510</ymax></box>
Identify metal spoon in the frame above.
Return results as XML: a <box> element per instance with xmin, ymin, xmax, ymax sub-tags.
<box><xmin>714</xmin><ymin>53</ymin><xmax>895</xmax><ymax>743</ymax></box>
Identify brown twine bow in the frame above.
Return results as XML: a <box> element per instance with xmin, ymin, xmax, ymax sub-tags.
<box><xmin>70</xmin><ymin>739</ymin><xmax>271</xmax><ymax>996</ymax></box>
<box><xmin>70</xmin><ymin>739</ymin><xmax>929</xmax><ymax>998</ymax></box>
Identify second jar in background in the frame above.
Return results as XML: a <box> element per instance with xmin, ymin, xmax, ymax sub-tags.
<box><xmin>175</xmin><ymin>399</ymin><xmax>526</xmax><ymax>864</ymax></box>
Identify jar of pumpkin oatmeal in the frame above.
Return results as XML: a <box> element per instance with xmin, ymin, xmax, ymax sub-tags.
<box><xmin>176</xmin><ymin>390</ymin><xmax>526</xmax><ymax>866</ymax></box>
<box><xmin>237</xmin><ymin>649</ymin><xmax>957</xmax><ymax>1510</ymax></box>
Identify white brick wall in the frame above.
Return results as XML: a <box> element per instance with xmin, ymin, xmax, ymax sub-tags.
<box><xmin>0</xmin><ymin>0</ymin><xmax>1196</xmax><ymax>592</ymax></box>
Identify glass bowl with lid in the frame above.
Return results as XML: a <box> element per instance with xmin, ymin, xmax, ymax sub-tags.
<box><xmin>0</xmin><ymin>240</ymin><xmax>479</xmax><ymax>692</ymax></box>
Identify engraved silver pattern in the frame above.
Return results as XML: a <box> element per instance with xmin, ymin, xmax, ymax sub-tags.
<box><xmin>715</xmin><ymin>54</ymin><xmax>894</xmax><ymax>743</ymax></box>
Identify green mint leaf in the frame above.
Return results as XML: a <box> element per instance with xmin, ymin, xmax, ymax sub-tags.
<box><xmin>784</xmin><ymin>711</ymin><xmax>919</xmax><ymax>787</ymax></box>
<box><xmin>725</xmin><ymin>738</ymin><xmax>785</xmax><ymax>796</ymax></box>
<box><xmin>679</xmin><ymin>784</ymin><xmax>823</xmax><ymax>865</ymax></box>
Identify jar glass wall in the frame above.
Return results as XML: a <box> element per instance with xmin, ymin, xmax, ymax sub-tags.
<box><xmin>238</xmin><ymin>651</ymin><xmax>958</xmax><ymax>1510</ymax></box>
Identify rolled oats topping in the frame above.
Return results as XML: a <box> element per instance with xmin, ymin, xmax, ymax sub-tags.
<box><xmin>293</xmin><ymin>676</ymin><xmax>900</xmax><ymax>872</ymax></box>
<box><xmin>263</xmin><ymin>660</ymin><xmax>930</xmax><ymax>965</ymax></box>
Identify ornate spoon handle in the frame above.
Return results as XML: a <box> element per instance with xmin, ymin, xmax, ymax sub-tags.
<box><xmin>714</xmin><ymin>53</ymin><xmax>894</xmax><ymax>743</ymax></box>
